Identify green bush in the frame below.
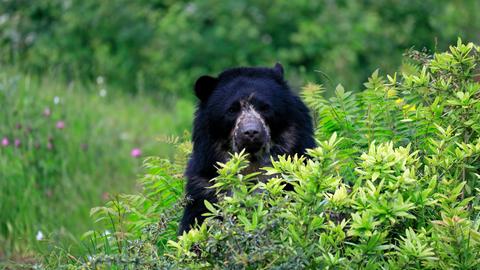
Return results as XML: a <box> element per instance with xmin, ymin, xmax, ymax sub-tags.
<box><xmin>1</xmin><ymin>1</ymin><xmax>480</xmax><ymax>95</ymax></box>
<box><xmin>46</xmin><ymin>40</ymin><xmax>480</xmax><ymax>269</ymax></box>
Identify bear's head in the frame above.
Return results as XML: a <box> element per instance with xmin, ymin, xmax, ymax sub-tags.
<box><xmin>192</xmin><ymin>63</ymin><xmax>312</xmax><ymax>165</ymax></box>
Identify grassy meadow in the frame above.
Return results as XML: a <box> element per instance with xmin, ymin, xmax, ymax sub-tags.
<box><xmin>0</xmin><ymin>69</ymin><xmax>193</xmax><ymax>260</ymax></box>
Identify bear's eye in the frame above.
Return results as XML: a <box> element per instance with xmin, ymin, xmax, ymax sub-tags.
<box><xmin>227</xmin><ymin>104</ymin><xmax>240</xmax><ymax>114</ymax></box>
<box><xmin>258</xmin><ymin>103</ymin><xmax>270</xmax><ymax>112</ymax></box>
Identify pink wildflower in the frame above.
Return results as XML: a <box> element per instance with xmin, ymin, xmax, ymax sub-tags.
<box><xmin>43</xmin><ymin>108</ymin><xmax>51</xmax><ymax>117</ymax></box>
<box><xmin>131</xmin><ymin>148</ymin><xmax>142</xmax><ymax>158</ymax></box>
<box><xmin>1</xmin><ymin>137</ymin><xmax>9</xmax><ymax>146</ymax></box>
<box><xmin>56</xmin><ymin>121</ymin><xmax>65</xmax><ymax>129</ymax></box>
<box><xmin>102</xmin><ymin>192</ymin><xmax>110</xmax><ymax>201</ymax></box>
<box><xmin>14</xmin><ymin>139</ymin><xmax>21</xmax><ymax>148</ymax></box>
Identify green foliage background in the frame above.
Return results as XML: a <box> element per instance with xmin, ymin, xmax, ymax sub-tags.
<box><xmin>1</xmin><ymin>0</ymin><xmax>480</xmax><ymax>95</ymax></box>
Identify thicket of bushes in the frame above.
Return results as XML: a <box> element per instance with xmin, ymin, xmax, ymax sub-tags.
<box><xmin>1</xmin><ymin>1</ymin><xmax>480</xmax><ymax>96</ymax></box>
<box><xmin>43</xmin><ymin>41</ymin><xmax>480</xmax><ymax>269</ymax></box>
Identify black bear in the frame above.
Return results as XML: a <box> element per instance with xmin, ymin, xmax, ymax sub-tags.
<box><xmin>179</xmin><ymin>63</ymin><xmax>316</xmax><ymax>234</ymax></box>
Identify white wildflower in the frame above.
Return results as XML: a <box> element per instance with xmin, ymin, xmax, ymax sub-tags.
<box><xmin>0</xmin><ymin>15</ymin><xmax>9</xmax><ymax>26</ymax></box>
<box><xmin>120</xmin><ymin>132</ymin><xmax>130</xmax><ymax>140</ymax></box>
<box><xmin>96</xmin><ymin>76</ymin><xmax>105</xmax><ymax>85</ymax></box>
<box><xmin>36</xmin><ymin>230</ymin><xmax>44</xmax><ymax>241</ymax></box>
<box><xmin>185</xmin><ymin>3</ymin><xmax>197</xmax><ymax>14</ymax></box>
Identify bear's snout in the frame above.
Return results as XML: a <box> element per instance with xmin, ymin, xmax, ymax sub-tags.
<box><xmin>237</xmin><ymin>121</ymin><xmax>267</xmax><ymax>153</ymax></box>
<box><xmin>232</xmin><ymin>104</ymin><xmax>270</xmax><ymax>155</ymax></box>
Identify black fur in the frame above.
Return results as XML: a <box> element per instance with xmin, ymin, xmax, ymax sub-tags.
<box><xmin>178</xmin><ymin>64</ymin><xmax>316</xmax><ymax>234</ymax></box>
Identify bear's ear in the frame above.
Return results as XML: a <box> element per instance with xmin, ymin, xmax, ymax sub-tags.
<box><xmin>194</xmin><ymin>75</ymin><xmax>218</xmax><ymax>102</ymax></box>
<box><xmin>273</xmin><ymin>62</ymin><xmax>284</xmax><ymax>77</ymax></box>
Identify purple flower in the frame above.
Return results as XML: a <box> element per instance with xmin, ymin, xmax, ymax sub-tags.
<box><xmin>131</xmin><ymin>148</ymin><xmax>142</xmax><ymax>158</ymax></box>
<box><xmin>47</xmin><ymin>141</ymin><xmax>54</xmax><ymax>150</ymax></box>
<box><xmin>1</xmin><ymin>137</ymin><xmax>9</xmax><ymax>147</ymax></box>
<box><xmin>43</xmin><ymin>108</ymin><xmax>51</xmax><ymax>117</ymax></box>
<box><xmin>14</xmin><ymin>139</ymin><xmax>21</xmax><ymax>148</ymax></box>
<box><xmin>56</xmin><ymin>121</ymin><xmax>65</xmax><ymax>129</ymax></box>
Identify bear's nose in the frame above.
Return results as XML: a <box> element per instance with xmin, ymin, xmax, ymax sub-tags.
<box><xmin>243</xmin><ymin>129</ymin><xmax>260</xmax><ymax>140</ymax></box>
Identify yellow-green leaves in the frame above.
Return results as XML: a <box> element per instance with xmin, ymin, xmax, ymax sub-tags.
<box><xmin>394</xmin><ymin>228</ymin><xmax>438</xmax><ymax>267</ymax></box>
<box><xmin>348</xmin><ymin>212</ymin><xmax>381</xmax><ymax>238</ymax></box>
<box><xmin>211</xmin><ymin>150</ymin><xmax>260</xmax><ymax>194</ymax></box>
<box><xmin>355</xmin><ymin>142</ymin><xmax>419</xmax><ymax>191</ymax></box>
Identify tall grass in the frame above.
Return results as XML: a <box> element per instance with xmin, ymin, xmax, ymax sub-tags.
<box><xmin>0</xmin><ymin>69</ymin><xmax>193</xmax><ymax>259</ymax></box>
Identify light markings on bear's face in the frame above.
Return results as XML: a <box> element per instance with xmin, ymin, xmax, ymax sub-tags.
<box><xmin>231</xmin><ymin>98</ymin><xmax>271</xmax><ymax>156</ymax></box>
